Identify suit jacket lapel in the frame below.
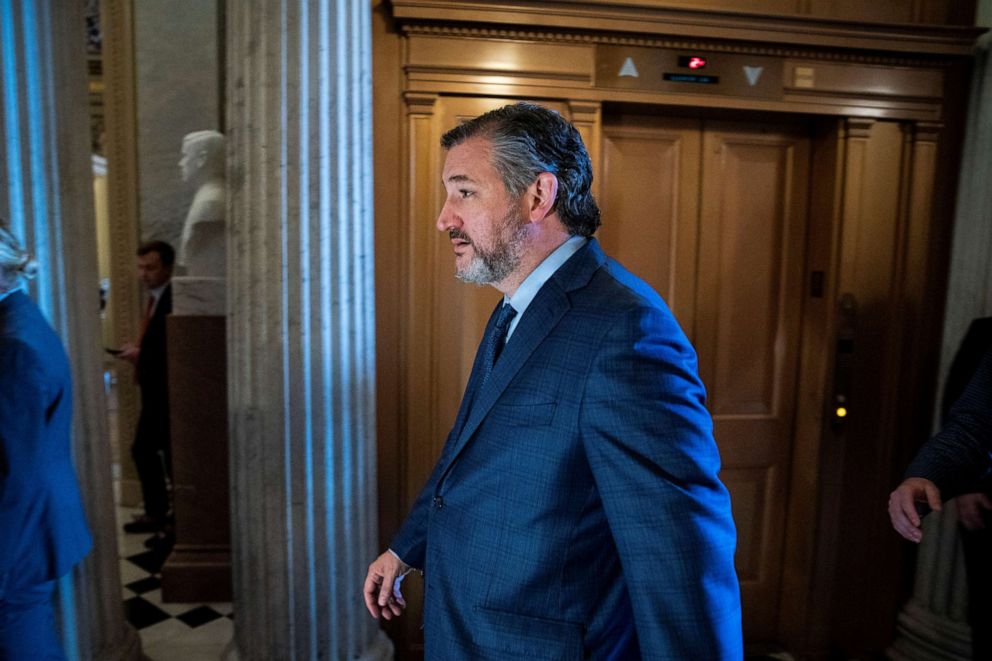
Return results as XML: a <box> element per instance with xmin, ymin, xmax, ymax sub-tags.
<box><xmin>447</xmin><ymin>300</ymin><xmax>504</xmax><ymax>444</ymax></box>
<box><xmin>439</xmin><ymin>239</ymin><xmax>608</xmax><ymax>472</ymax></box>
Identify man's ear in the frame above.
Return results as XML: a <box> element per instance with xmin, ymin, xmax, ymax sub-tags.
<box><xmin>194</xmin><ymin>149</ymin><xmax>209</xmax><ymax>171</ymax></box>
<box><xmin>527</xmin><ymin>172</ymin><xmax>559</xmax><ymax>222</ymax></box>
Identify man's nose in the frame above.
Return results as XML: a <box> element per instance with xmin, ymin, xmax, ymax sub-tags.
<box><xmin>436</xmin><ymin>201</ymin><xmax>459</xmax><ymax>233</ymax></box>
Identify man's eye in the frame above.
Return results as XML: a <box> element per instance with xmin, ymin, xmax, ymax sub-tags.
<box><xmin>459</xmin><ymin>189</ymin><xmax>474</xmax><ymax>198</ymax></box>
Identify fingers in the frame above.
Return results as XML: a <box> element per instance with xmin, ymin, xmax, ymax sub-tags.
<box><xmin>960</xmin><ymin>506</ymin><xmax>984</xmax><ymax>531</ymax></box>
<box><xmin>923</xmin><ymin>482</ymin><xmax>942</xmax><ymax>513</ymax></box>
<box><xmin>378</xmin><ymin>571</ymin><xmax>393</xmax><ymax>604</ymax></box>
<box><xmin>383</xmin><ymin>576</ymin><xmax>407</xmax><ymax>618</ymax></box>
<box><xmin>363</xmin><ymin>552</ymin><xmax>410</xmax><ymax>621</ymax></box>
<box><xmin>888</xmin><ymin>478</ymin><xmax>943</xmax><ymax>543</ymax></box>
<box><xmin>888</xmin><ymin>489</ymin><xmax>921</xmax><ymax>542</ymax></box>
<box><xmin>956</xmin><ymin>493</ymin><xmax>992</xmax><ymax>531</ymax></box>
<box><xmin>363</xmin><ymin>568</ymin><xmax>385</xmax><ymax>618</ymax></box>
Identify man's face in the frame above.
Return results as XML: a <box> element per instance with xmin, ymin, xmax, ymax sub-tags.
<box><xmin>437</xmin><ymin>137</ymin><xmax>529</xmax><ymax>287</ymax></box>
<box><xmin>137</xmin><ymin>252</ymin><xmax>172</xmax><ymax>289</ymax></box>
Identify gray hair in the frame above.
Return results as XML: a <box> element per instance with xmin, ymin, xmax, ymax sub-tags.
<box><xmin>0</xmin><ymin>222</ymin><xmax>38</xmax><ymax>292</ymax></box>
<box><xmin>440</xmin><ymin>103</ymin><xmax>601</xmax><ymax>237</ymax></box>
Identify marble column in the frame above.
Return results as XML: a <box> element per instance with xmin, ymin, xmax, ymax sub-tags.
<box><xmin>226</xmin><ymin>2</ymin><xmax>391</xmax><ymax>659</ymax></box>
<box><xmin>889</xmin><ymin>504</ymin><xmax>971</xmax><ymax>661</ymax></box>
<box><xmin>889</xmin><ymin>31</ymin><xmax>992</xmax><ymax>661</ymax></box>
<box><xmin>0</xmin><ymin>1</ymin><xmax>140</xmax><ymax>659</ymax></box>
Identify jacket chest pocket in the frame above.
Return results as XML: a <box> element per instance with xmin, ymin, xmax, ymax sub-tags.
<box><xmin>487</xmin><ymin>401</ymin><xmax>557</xmax><ymax>427</ymax></box>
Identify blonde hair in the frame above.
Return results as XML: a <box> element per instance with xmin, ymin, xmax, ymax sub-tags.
<box><xmin>0</xmin><ymin>222</ymin><xmax>38</xmax><ymax>292</ymax></box>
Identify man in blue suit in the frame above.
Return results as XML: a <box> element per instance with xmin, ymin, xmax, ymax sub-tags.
<box><xmin>365</xmin><ymin>104</ymin><xmax>742</xmax><ymax>659</ymax></box>
<box><xmin>0</xmin><ymin>224</ymin><xmax>92</xmax><ymax>659</ymax></box>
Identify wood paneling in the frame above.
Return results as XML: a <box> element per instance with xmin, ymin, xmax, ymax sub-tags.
<box><xmin>808</xmin><ymin>0</ymin><xmax>914</xmax><ymax>23</ymax></box>
<box><xmin>599</xmin><ymin>116</ymin><xmax>700</xmax><ymax>322</ymax></box>
<box><xmin>702</xmin><ymin>121</ymin><xmax>811</xmax><ymax>640</ymax></box>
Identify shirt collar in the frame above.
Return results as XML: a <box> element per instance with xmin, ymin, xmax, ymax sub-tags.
<box><xmin>148</xmin><ymin>282</ymin><xmax>168</xmax><ymax>302</ymax></box>
<box><xmin>504</xmin><ymin>235</ymin><xmax>587</xmax><ymax>340</ymax></box>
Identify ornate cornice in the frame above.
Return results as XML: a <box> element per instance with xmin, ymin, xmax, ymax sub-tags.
<box><xmin>844</xmin><ymin>117</ymin><xmax>876</xmax><ymax>139</ymax></box>
<box><xmin>392</xmin><ymin>0</ymin><xmax>984</xmax><ymax>60</ymax></box>
<box><xmin>400</xmin><ymin>23</ymin><xmax>960</xmax><ymax>69</ymax></box>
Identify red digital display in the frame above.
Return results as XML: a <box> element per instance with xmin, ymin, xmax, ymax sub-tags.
<box><xmin>677</xmin><ymin>55</ymin><xmax>709</xmax><ymax>70</ymax></box>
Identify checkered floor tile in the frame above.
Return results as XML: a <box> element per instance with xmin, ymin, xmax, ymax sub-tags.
<box><xmin>117</xmin><ymin>507</ymin><xmax>233</xmax><ymax>659</ymax></box>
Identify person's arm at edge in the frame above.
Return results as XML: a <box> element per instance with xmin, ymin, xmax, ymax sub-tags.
<box><xmin>888</xmin><ymin>348</ymin><xmax>992</xmax><ymax>542</ymax></box>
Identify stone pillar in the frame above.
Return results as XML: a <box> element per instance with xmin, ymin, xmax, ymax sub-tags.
<box><xmin>889</xmin><ymin>505</ymin><xmax>971</xmax><ymax>660</ymax></box>
<box><xmin>889</xmin><ymin>31</ymin><xmax>992</xmax><ymax>661</ymax></box>
<box><xmin>226</xmin><ymin>2</ymin><xmax>391</xmax><ymax>659</ymax></box>
<box><xmin>0</xmin><ymin>1</ymin><xmax>140</xmax><ymax>659</ymax></box>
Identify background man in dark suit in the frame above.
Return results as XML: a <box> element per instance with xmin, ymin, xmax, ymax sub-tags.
<box><xmin>365</xmin><ymin>104</ymin><xmax>742</xmax><ymax>659</ymax></box>
<box><xmin>889</xmin><ymin>345</ymin><xmax>992</xmax><ymax>533</ymax></box>
<box><xmin>0</xmin><ymin>223</ymin><xmax>92</xmax><ymax>658</ymax></box>
<box><xmin>889</xmin><ymin>323</ymin><xmax>992</xmax><ymax>659</ymax></box>
<box><xmin>118</xmin><ymin>241</ymin><xmax>174</xmax><ymax>540</ymax></box>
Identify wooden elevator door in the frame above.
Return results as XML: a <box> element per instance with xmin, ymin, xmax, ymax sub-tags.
<box><xmin>600</xmin><ymin>111</ymin><xmax>812</xmax><ymax>641</ymax></box>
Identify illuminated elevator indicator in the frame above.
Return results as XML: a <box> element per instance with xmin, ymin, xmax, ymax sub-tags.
<box><xmin>743</xmin><ymin>66</ymin><xmax>764</xmax><ymax>86</ymax></box>
<box><xmin>619</xmin><ymin>57</ymin><xmax>640</xmax><ymax>78</ymax></box>
<box><xmin>677</xmin><ymin>55</ymin><xmax>708</xmax><ymax>70</ymax></box>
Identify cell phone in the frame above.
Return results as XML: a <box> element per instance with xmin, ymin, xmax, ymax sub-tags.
<box><xmin>105</xmin><ymin>347</ymin><xmax>124</xmax><ymax>356</ymax></box>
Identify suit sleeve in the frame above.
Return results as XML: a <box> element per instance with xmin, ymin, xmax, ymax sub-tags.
<box><xmin>389</xmin><ymin>454</ymin><xmax>447</xmax><ymax>570</ymax></box>
<box><xmin>907</xmin><ymin>346</ymin><xmax>992</xmax><ymax>498</ymax></box>
<box><xmin>579</xmin><ymin>304</ymin><xmax>742</xmax><ymax>660</ymax></box>
<box><xmin>0</xmin><ymin>340</ymin><xmax>49</xmax><ymax>569</ymax></box>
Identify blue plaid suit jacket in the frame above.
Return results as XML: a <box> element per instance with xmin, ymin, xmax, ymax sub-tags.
<box><xmin>392</xmin><ymin>239</ymin><xmax>742</xmax><ymax>660</ymax></box>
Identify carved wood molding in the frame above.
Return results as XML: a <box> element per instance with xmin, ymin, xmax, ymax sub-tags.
<box><xmin>392</xmin><ymin>1</ymin><xmax>983</xmax><ymax>58</ymax></box>
<box><xmin>844</xmin><ymin>118</ymin><xmax>876</xmax><ymax>139</ymax></box>
<box><xmin>567</xmin><ymin>99</ymin><xmax>602</xmax><ymax>119</ymax></box>
<box><xmin>399</xmin><ymin>24</ymin><xmax>965</xmax><ymax>69</ymax></box>
<box><xmin>404</xmin><ymin>91</ymin><xmax>439</xmax><ymax>115</ymax></box>
<box><xmin>908</xmin><ymin>121</ymin><xmax>943</xmax><ymax>143</ymax></box>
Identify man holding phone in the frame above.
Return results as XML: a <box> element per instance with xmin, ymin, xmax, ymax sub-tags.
<box><xmin>117</xmin><ymin>241</ymin><xmax>175</xmax><ymax>544</ymax></box>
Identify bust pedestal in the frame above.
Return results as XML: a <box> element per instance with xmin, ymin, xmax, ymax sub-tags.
<box><xmin>162</xmin><ymin>276</ymin><xmax>232</xmax><ymax>602</ymax></box>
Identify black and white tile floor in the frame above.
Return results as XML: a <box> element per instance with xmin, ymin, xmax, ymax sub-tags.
<box><xmin>117</xmin><ymin>506</ymin><xmax>233</xmax><ymax>660</ymax></box>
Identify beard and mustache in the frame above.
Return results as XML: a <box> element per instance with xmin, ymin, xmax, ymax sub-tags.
<box><xmin>449</xmin><ymin>204</ymin><xmax>529</xmax><ymax>286</ymax></box>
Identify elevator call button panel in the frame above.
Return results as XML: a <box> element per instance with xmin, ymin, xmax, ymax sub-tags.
<box><xmin>596</xmin><ymin>45</ymin><xmax>783</xmax><ymax>99</ymax></box>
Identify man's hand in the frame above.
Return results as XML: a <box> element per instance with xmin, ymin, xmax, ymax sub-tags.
<box><xmin>363</xmin><ymin>551</ymin><xmax>411</xmax><ymax>621</ymax></box>
<box><xmin>955</xmin><ymin>492</ymin><xmax>992</xmax><ymax>531</ymax></box>
<box><xmin>888</xmin><ymin>477</ymin><xmax>942</xmax><ymax>543</ymax></box>
<box><xmin>118</xmin><ymin>343</ymin><xmax>139</xmax><ymax>365</ymax></box>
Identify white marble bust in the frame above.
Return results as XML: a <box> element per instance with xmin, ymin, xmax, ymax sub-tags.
<box><xmin>178</xmin><ymin>130</ymin><xmax>226</xmax><ymax>277</ymax></box>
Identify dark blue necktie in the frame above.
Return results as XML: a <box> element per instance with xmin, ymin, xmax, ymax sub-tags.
<box><xmin>481</xmin><ymin>302</ymin><xmax>517</xmax><ymax>386</ymax></box>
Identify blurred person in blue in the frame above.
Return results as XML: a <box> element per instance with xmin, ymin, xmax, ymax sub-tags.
<box><xmin>0</xmin><ymin>221</ymin><xmax>92</xmax><ymax>660</ymax></box>
<box><xmin>364</xmin><ymin>103</ymin><xmax>742</xmax><ymax>660</ymax></box>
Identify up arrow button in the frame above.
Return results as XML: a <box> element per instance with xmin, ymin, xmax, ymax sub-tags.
<box><xmin>619</xmin><ymin>57</ymin><xmax>640</xmax><ymax>78</ymax></box>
